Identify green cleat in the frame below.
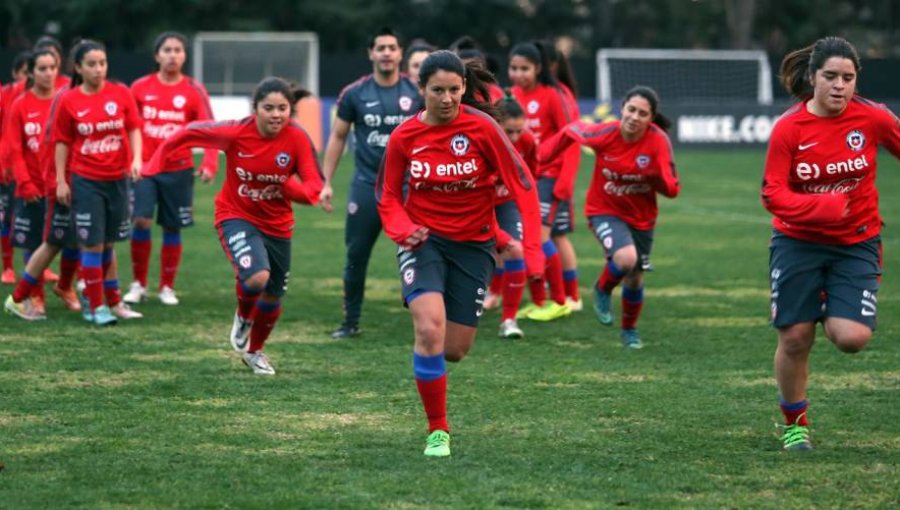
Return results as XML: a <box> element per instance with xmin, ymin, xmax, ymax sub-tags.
<box><xmin>424</xmin><ymin>430</ymin><xmax>451</xmax><ymax>458</ymax></box>
<box><xmin>593</xmin><ymin>286</ymin><xmax>613</xmax><ymax>326</ymax></box>
<box><xmin>515</xmin><ymin>302</ymin><xmax>540</xmax><ymax>320</ymax></box>
<box><xmin>780</xmin><ymin>422</ymin><xmax>812</xmax><ymax>451</ymax></box>
<box><xmin>526</xmin><ymin>301</ymin><xmax>572</xmax><ymax>322</ymax></box>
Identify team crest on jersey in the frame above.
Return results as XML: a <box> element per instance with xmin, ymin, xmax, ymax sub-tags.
<box><xmin>846</xmin><ymin>130</ymin><xmax>866</xmax><ymax>151</ymax></box>
<box><xmin>239</xmin><ymin>255</ymin><xmax>252</xmax><ymax>269</ymax></box>
<box><xmin>527</xmin><ymin>100</ymin><xmax>539</xmax><ymax>114</ymax></box>
<box><xmin>403</xmin><ymin>268</ymin><xmax>415</xmax><ymax>285</ymax></box>
<box><xmin>24</xmin><ymin>122</ymin><xmax>41</xmax><ymax>136</ymax></box>
<box><xmin>399</xmin><ymin>96</ymin><xmax>413</xmax><ymax>111</ymax></box>
<box><xmin>275</xmin><ymin>152</ymin><xmax>291</xmax><ymax>168</ymax></box>
<box><xmin>450</xmin><ymin>134</ymin><xmax>471</xmax><ymax>156</ymax></box>
<box><xmin>173</xmin><ymin>95</ymin><xmax>187</xmax><ymax>109</ymax></box>
<box><xmin>104</xmin><ymin>101</ymin><xmax>118</xmax><ymax>116</ymax></box>
<box><xmin>635</xmin><ymin>154</ymin><xmax>651</xmax><ymax>169</ymax></box>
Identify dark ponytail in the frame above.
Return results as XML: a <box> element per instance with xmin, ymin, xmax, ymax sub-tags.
<box><xmin>509</xmin><ymin>42</ymin><xmax>557</xmax><ymax>87</ymax></box>
<box><xmin>539</xmin><ymin>40</ymin><xmax>578</xmax><ymax>97</ymax></box>
<box><xmin>780</xmin><ymin>36</ymin><xmax>861</xmax><ymax>100</ymax></box>
<box><xmin>69</xmin><ymin>39</ymin><xmax>105</xmax><ymax>87</ymax></box>
<box><xmin>623</xmin><ymin>85</ymin><xmax>671</xmax><ymax>132</ymax></box>
<box><xmin>25</xmin><ymin>48</ymin><xmax>59</xmax><ymax>90</ymax></box>
<box><xmin>418</xmin><ymin>50</ymin><xmax>498</xmax><ymax>118</ymax></box>
<box><xmin>494</xmin><ymin>88</ymin><xmax>525</xmax><ymax>122</ymax></box>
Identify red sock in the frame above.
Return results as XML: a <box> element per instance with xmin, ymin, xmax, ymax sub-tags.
<box><xmin>104</xmin><ymin>282</ymin><xmax>121</xmax><ymax>307</ymax></box>
<box><xmin>1</xmin><ymin>234</ymin><xmax>12</xmax><ymax>271</ymax></box>
<box><xmin>598</xmin><ymin>263</ymin><xmax>625</xmax><ymax>294</ymax></box>
<box><xmin>58</xmin><ymin>256</ymin><xmax>79</xmax><ymax>291</ymax></box>
<box><xmin>545</xmin><ymin>251</ymin><xmax>566</xmax><ymax>305</ymax></box>
<box><xmin>488</xmin><ymin>269</ymin><xmax>503</xmax><ymax>296</ymax></box>
<box><xmin>416</xmin><ymin>374</ymin><xmax>449</xmax><ymax>433</ymax></box>
<box><xmin>621</xmin><ymin>298</ymin><xmax>643</xmax><ymax>330</ymax></box>
<box><xmin>780</xmin><ymin>400</ymin><xmax>809</xmax><ymax>426</ymax></box>
<box><xmin>502</xmin><ymin>265</ymin><xmax>527</xmax><ymax>321</ymax></box>
<box><xmin>236</xmin><ymin>281</ymin><xmax>261</xmax><ymax>319</ymax></box>
<box><xmin>31</xmin><ymin>276</ymin><xmax>46</xmax><ymax>301</ymax></box>
<box><xmin>82</xmin><ymin>265</ymin><xmax>104</xmax><ymax>311</ymax></box>
<box><xmin>12</xmin><ymin>273</ymin><xmax>39</xmax><ymax>302</ymax></box>
<box><xmin>563</xmin><ymin>270</ymin><xmax>580</xmax><ymax>301</ymax></box>
<box><xmin>528</xmin><ymin>278</ymin><xmax>547</xmax><ymax>306</ymax></box>
<box><xmin>131</xmin><ymin>238</ymin><xmax>151</xmax><ymax>287</ymax></box>
<box><xmin>160</xmin><ymin>243</ymin><xmax>182</xmax><ymax>289</ymax></box>
<box><xmin>248</xmin><ymin>302</ymin><xmax>282</xmax><ymax>353</ymax></box>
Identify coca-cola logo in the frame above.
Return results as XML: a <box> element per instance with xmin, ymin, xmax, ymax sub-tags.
<box><xmin>144</xmin><ymin>123</ymin><xmax>182</xmax><ymax>139</ymax></box>
<box><xmin>237</xmin><ymin>183</ymin><xmax>284</xmax><ymax>202</ymax></box>
<box><xmin>603</xmin><ymin>181</ymin><xmax>652</xmax><ymax>196</ymax></box>
<box><xmin>801</xmin><ymin>176</ymin><xmax>864</xmax><ymax>194</ymax></box>
<box><xmin>80</xmin><ymin>135</ymin><xmax>123</xmax><ymax>155</ymax></box>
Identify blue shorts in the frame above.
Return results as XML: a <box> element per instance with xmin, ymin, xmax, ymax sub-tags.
<box><xmin>537</xmin><ymin>177</ymin><xmax>573</xmax><ymax>235</ymax></box>
<box><xmin>45</xmin><ymin>197</ymin><xmax>77</xmax><ymax>248</ymax></box>
<box><xmin>398</xmin><ymin>234</ymin><xmax>495</xmax><ymax>327</ymax></box>
<box><xmin>216</xmin><ymin>219</ymin><xmax>291</xmax><ymax>297</ymax></box>
<box><xmin>71</xmin><ymin>175</ymin><xmax>131</xmax><ymax>246</ymax></box>
<box><xmin>133</xmin><ymin>168</ymin><xmax>195</xmax><ymax>229</ymax></box>
<box><xmin>769</xmin><ymin>231</ymin><xmax>881</xmax><ymax>329</ymax></box>
<box><xmin>12</xmin><ymin>198</ymin><xmax>46</xmax><ymax>250</ymax></box>
<box><xmin>0</xmin><ymin>182</ymin><xmax>14</xmax><ymax>227</ymax></box>
<box><xmin>589</xmin><ymin>215</ymin><xmax>654</xmax><ymax>271</ymax></box>
<box><xmin>495</xmin><ymin>201</ymin><xmax>523</xmax><ymax>241</ymax></box>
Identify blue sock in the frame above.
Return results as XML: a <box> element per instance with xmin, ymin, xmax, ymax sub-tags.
<box><xmin>542</xmin><ymin>240</ymin><xmax>558</xmax><ymax>257</ymax></box>
<box><xmin>256</xmin><ymin>299</ymin><xmax>281</xmax><ymax>313</ymax></box>
<box><xmin>563</xmin><ymin>269</ymin><xmax>577</xmax><ymax>282</ymax></box>
<box><xmin>22</xmin><ymin>272</ymin><xmax>39</xmax><ymax>285</ymax></box>
<box><xmin>163</xmin><ymin>231</ymin><xmax>181</xmax><ymax>246</ymax></box>
<box><xmin>413</xmin><ymin>351</ymin><xmax>446</xmax><ymax>381</ymax></box>
<box><xmin>103</xmin><ymin>279</ymin><xmax>119</xmax><ymax>290</ymax></box>
<box><xmin>132</xmin><ymin>227</ymin><xmax>151</xmax><ymax>242</ymax></box>
<box><xmin>81</xmin><ymin>251</ymin><xmax>102</xmax><ymax>269</ymax></box>
<box><xmin>504</xmin><ymin>258</ymin><xmax>525</xmax><ymax>271</ymax></box>
<box><xmin>607</xmin><ymin>259</ymin><xmax>626</xmax><ymax>278</ymax></box>
<box><xmin>622</xmin><ymin>286</ymin><xmax>644</xmax><ymax>304</ymax></box>
<box><xmin>62</xmin><ymin>248</ymin><xmax>80</xmax><ymax>261</ymax></box>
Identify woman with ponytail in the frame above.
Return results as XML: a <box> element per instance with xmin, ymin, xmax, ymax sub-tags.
<box><xmin>377</xmin><ymin>50</ymin><xmax>543</xmax><ymax>457</ymax></box>
<box><xmin>761</xmin><ymin>37</ymin><xmax>900</xmax><ymax>451</ymax></box>
<box><xmin>539</xmin><ymin>85</ymin><xmax>680</xmax><ymax>350</ymax></box>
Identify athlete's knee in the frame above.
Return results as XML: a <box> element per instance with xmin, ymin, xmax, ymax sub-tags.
<box><xmin>444</xmin><ymin>345</ymin><xmax>469</xmax><ymax>363</ymax></box>
<box><xmin>611</xmin><ymin>248</ymin><xmax>638</xmax><ymax>273</ymax></box>
<box><xmin>414</xmin><ymin>315</ymin><xmax>444</xmax><ymax>350</ymax></box>
<box><xmin>242</xmin><ymin>270</ymin><xmax>270</xmax><ymax>292</ymax></box>
<box><xmin>829</xmin><ymin>328</ymin><xmax>871</xmax><ymax>353</ymax></box>
<box><xmin>133</xmin><ymin>217</ymin><xmax>153</xmax><ymax>230</ymax></box>
<box><xmin>777</xmin><ymin>324</ymin><xmax>815</xmax><ymax>357</ymax></box>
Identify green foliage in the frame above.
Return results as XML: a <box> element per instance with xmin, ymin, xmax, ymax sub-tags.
<box><xmin>1</xmin><ymin>149</ymin><xmax>899</xmax><ymax>507</ymax></box>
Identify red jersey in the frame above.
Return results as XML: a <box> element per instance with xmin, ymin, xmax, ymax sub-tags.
<box><xmin>0</xmin><ymin>80</ymin><xmax>26</xmax><ymax>182</ymax></box>
<box><xmin>762</xmin><ymin>96</ymin><xmax>900</xmax><ymax>245</ymax></box>
<box><xmin>496</xmin><ymin>129</ymin><xmax>538</xmax><ymax>205</ymax></box>
<box><xmin>4</xmin><ymin>91</ymin><xmax>55</xmax><ymax>198</ymax></box>
<box><xmin>52</xmin><ymin>81</ymin><xmax>141</xmax><ymax>181</ymax></box>
<box><xmin>377</xmin><ymin>105</ymin><xmax>544</xmax><ymax>275</ymax></box>
<box><xmin>131</xmin><ymin>73</ymin><xmax>218</xmax><ymax>174</ymax></box>
<box><xmin>541</xmin><ymin>120</ymin><xmax>680</xmax><ymax>230</ymax></box>
<box><xmin>39</xmin><ymin>86</ymin><xmax>73</xmax><ymax>195</ymax></box>
<box><xmin>511</xmin><ymin>83</ymin><xmax>574</xmax><ymax>179</ymax></box>
<box><xmin>142</xmin><ymin>117</ymin><xmax>323</xmax><ymax>238</ymax></box>
<box><xmin>554</xmin><ymin>84</ymin><xmax>582</xmax><ymax>200</ymax></box>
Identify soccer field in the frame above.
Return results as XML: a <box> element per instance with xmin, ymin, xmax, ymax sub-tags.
<box><xmin>2</xmin><ymin>149</ymin><xmax>899</xmax><ymax>508</ymax></box>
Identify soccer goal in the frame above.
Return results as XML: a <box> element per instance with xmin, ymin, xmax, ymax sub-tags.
<box><xmin>193</xmin><ymin>32</ymin><xmax>320</xmax><ymax>97</ymax></box>
<box><xmin>596</xmin><ymin>49</ymin><xmax>773</xmax><ymax>105</ymax></box>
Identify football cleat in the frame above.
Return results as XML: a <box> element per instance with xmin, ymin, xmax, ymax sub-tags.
<box><xmin>230</xmin><ymin>310</ymin><xmax>253</xmax><ymax>352</ymax></box>
<box><xmin>1</xmin><ymin>268</ymin><xmax>16</xmax><ymax>285</ymax></box>
<box><xmin>592</xmin><ymin>287</ymin><xmax>613</xmax><ymax>326</ymax></box>
<box><xmin>242</xmin><ymin>351</ymin><xmax>275</xmax><ymax>375</ymax></box>
<box><xmin>112</xmin><ymin>302</ymin><xmax>143</xmax><ymax>319</ymax></box>
<box><xmin>498</xmin><ymin>318</ymin><xmax>524</xmax><ymax>339</ymax></box>
<box><xmin>779</xmin><ymin>416</ymin><xmax>812</xmax><ymax>451</ymax></box>
<box><xmin>566</xmin><ymin>297</ymin><xmax>583</xmax><ymax>312</ymax></box>
<box><xmin>514</xmin><ymin>302</ymin><xmax>541</xmax><ymax>320</ymax></box>
<box><xmin>52</xmin><ymin>285</ymin><xmax>82</xmax><ymax>312</ymax></box>
<box><xmin>91</xmin><ymin>305</ymin><xmax>118</xmax><ymax>326</ymax></box>
<box><xmin>423</xmin><ymin>430</ymin><xmax>451</xmax><ymax>458</ymax></box>
<box><xmin>123</xmin><ymin>281</ymin><xmax>147</xmax><ymax>304</ymax></box>
<box><xmin>158</xmin><ymin>285</ymin><xmax>179</xmax><ymax>306</ymax></box>
<box><xmin>4</xmin><ymin>295</ymin><xmax>44</xmax><ymax>321</ymax></box>
<box><xmin>330</xmin><ymin>324</ymin><xmax>361</xmax><ymax>339</ymax></box>
<box><xmin>42</xmin><ymin>268</ymin><xmax>59</xmax><ymax>283</ymax></box>
<box><xmin>620</xmin><ymin>328</ymin><xmax>643</xmax><ymax>350</ymax></box>
<box><xmin>526</xmin><ymin>301</ymin><xmax>572</xmax><ymax>322</ymax></box>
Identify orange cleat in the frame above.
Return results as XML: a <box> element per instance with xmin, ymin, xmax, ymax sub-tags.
<box><xmin>52</xmin><ymin>285</ymin><xmax>82</xmax><ymax>312</ymax></box>
<box><xmin>42</xmin><ymin>268</ymin><xmax>60</xmax><ymax>283</ymax></box>
<box><xmin>1</xmin><ymin>268</ymin><xmax>15</xmax><ymax>285</ymax></box>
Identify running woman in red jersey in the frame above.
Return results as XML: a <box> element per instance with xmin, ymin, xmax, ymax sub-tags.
<box><xmin>123</xmin><ymin>32</ymin><xmax>218</xmax><ymax>307</ymax></box>
<box><xmin>540</xmin><ymin>86</ymin><xmax>680</xmax><ymax>350</ymax></box>
<box><xmin>761</xmin><ymin>37</ymin><xmax>900</xmax><ymax>451</ymax></box>
<box><xmin>484</xmin><ymin>91</ymin><xmax>540</xmax><ymax>339</ymax></box>
<box><xmin>143</xmin><ymin>77</ymin><xmax>323</xmax><ymax>375</ymax></box>
<box><xmin>0</xmin><ymin>51</ymin><xmax>30</xmax><ymax>285</ymax></box>
<box><xmin>3</xmin><ymin>48</ymin><xmax>63</xmax><ymax>319</ymax></box>
<box><xmin>53</xmin><ymin>39</ymin><xmax>144</xmax><ymax>325</ymax></box>
<box><xmin>377</xmin><ymin>51</ymin><xmax>543</xmax><ymax>457</ymax></box>
<box><xmin>509</xmin><ymin>42</ymin><xmax>577</xmax><ymax>322</ymax></box>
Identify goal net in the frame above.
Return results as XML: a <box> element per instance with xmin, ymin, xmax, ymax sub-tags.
<box><xmin>193</xmin><ymin>32</ymin><xmax>319</xmax><ymax>97</ymax></box>
<box><xmin>596</xmin><ymin>49</ymin><xmax>772</xmax><ymax>105</ymax></box>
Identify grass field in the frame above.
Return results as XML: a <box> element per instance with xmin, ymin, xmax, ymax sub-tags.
<box><xmin>1</xmin><ymin>149</ymin><xmax>899</xmax><ymax>509</ymax></box>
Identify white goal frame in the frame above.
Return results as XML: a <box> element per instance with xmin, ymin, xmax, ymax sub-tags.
<box><xmin>596</xmin><ymin>48</ymin><xmax>773</xmax><ymax>105</ymax></box>
<box><xmin>193</xmin><ymin>31</ymin><xmax>320</xmax><ymax>97</ymax></box>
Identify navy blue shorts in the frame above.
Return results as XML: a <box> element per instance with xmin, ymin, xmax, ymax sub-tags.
<box><xmin>12</xmin><ymin>198</ymin><xmax>46</xmax><ymax>250</ymax></box>
<box><xmin>537</xmin><ymin>177</ymin><xmax>573</xmax><ymax>235</ymax></box>
<box><xmin>769</xmin><ymin>231</ymin><xmax>881</xmax><ymax>329</ymax></box>
<box><xmin>0</xmin><ymin>182</ymin><xmax>14</xmax><ymax>227</ymax></box>
<box><xmin>589</xmin><ymin>215</ymin><xmax>654</xmax><ymax>271</ymax></box>
<box><xmin>217</xmin><ymin>219</ymin><xmax>292</xmax><ymax>297</ymax></box>
<box><xmin>133</xmin><ymin>168</ymin><xmax>195</xmax><ymax>229</ymax></box>
<box><xmin>397</xmin><ymin>234</ymin><xmax>495</xmax><ymax>327</ymax></box>
<box><xmin>45</xmin><ymin>197</ymin><xmax>77</xmax><ymax>248</ymax></box>
<box><xmin>71</xmin><ymin>175</ymin><xmax>131</xmax><ymax>246</ymax></box>
<box><xmin>495</xmin><ymin>201</ymin><xmax>523</xmax><ymax>241</ymax></box>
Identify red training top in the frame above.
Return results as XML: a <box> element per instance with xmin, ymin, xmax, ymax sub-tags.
<box><xmin>511</xmin><ymin>83</ymin><xmax>574</xmax><ymax>180</ymax></box>
<box><xmin>4</xmin><ymin>91</ymin><xmax>55</xmax><ymax>199</ymax></box>
<box><xmin>496</xmin><ymin>129</ymin><xmax>538</xmax><ymax>205</ymax></box>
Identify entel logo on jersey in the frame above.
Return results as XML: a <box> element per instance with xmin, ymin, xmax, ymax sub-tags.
<box><xmin>527</xmin><ymin>100</ymin><xmax>539</xmax><ymax>114</ymax></box>
<box><xmin>173</xmin><ymin>95</ymin><xmax>186</xmax><ymax>109</ymax></box>
<box><xmin>399</xmin><ymin>96</ymin><xmax>412</xmax><ymax>111</ymax></box>
<box><xmin>450</xmin><ymin>134</ymin><xmax>470</xmax><ymax>156</ymax></box>
<box><xmin>635</xmin><ymin>154</ymin><xmax>651</xmax><ymax>169</ymax></box>
<box><xmin>275</xmin><ymin>152</ymin><xmax>291</xmax><ymax>168</ymax></box>
<box><xmin>846</xmin><ymin>130</ymin><xmax>866</xmax><ymax>151</ymax></box>
<box><xmin>795</xmin><ymin>154</ymin><xmax>869</xmax><ymax>181</ymax></box>
<box><xmin>104</xmin><ymin>101</ymin><xmax>118</xmax><ymax>116</ymax></box>
<box><xmin>77</xmin><ymin>123</ymin><xmax>94</xmax><ymax>136</ymax></box>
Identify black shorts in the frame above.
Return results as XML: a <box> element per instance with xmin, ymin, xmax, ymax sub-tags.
<box><xmin>133</xmin><ymin>168</ymin><xmax>195</xmax><ymax>229</ymax></box>
<box><xmin>45</xmin><ymin>197</ymin><xmax>77</xmax><ymax>248</ymax></box>
<box><xmin>537</xmin><ymin>177</ymin><xmax>573</xmax><ymax>235</ymax></box>
<box><xmin>0</xmin><ymin>182</ymin><xmax>14</xmax><ymax>227</ymax></box>
<box><xmin>589</xmin><ymin>215</ymin><xmax>654</xmax><ymax>271</ymax></box>
<box><xmin>397</xmin><ymin>233</ymin><xmax>495</xmax><ymax>327</ymax></box>
<box><xmin>12</xmin><ymin>198</ymin><xmax>46</xmax><ymax>250</ymax></box>
<box><xmin>71</xmin><ymin>174</ymin><xmax>131</xmax><ymax>246</ymax></box>
<box><xmin>495</xmin><ymin>201</ymin><xmax>523</xmax><ymax>241</ymax></box>
<box><xmin>216</xmin><ymin>219</ymin><xmax>291</xmax><ymax>297</ymax></box>
<box><xmin>769</xmin><ymin>231</ymin><xmax>881</xmax><ymax>329</ymax></box>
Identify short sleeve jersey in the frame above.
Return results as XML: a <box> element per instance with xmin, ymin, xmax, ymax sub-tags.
<box><xmin>336</xmin><ymin>75</ymin><xmax>422</xmax><ymax>185</ymax></box>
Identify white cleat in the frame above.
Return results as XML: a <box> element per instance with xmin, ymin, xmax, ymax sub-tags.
<box><xmin>158</xmin><ymin>285</ymin><xmax>179</xmax><ymax>306</ymax></box>
<box><xmin>242</xmin><ymin>351</ymin><xmax>275</xmax><ymax>375</ymax></box>
<box><xmin>498</xmin><ymin>318</ymin><xmax>524</xmax><ymax>339</ymax></box>
<box><xmin>112</xmin><ymin>302</ymin><xmax>144</xmax><ymax>319</ymax></box>
<box><xmin>123</xmin><ymin>282</ymin><xmax>147</xmax><ymax>304</ymax></box>
<box><xmin>230</xmin><ymin>310</ymin><xmax>253</xmax><ymax>353</ymax></box>
<box><xmin>566</xmin><ymin>297</ymin><xmax>584</xmax><ymax>312</ymax></box>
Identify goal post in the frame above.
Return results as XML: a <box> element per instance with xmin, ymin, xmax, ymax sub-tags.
<box><xmin>596</xmin><ymin>48</ymin><xmax>773</xmax><ymax>105</ymax></box>
<box><xmin>193</xmin><ymin>32</ymin><xmax>320</xmax><ymax>97</ymax></box>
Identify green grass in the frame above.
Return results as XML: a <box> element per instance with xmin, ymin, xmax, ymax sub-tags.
<box><xmin>2</xmin><ymin>149</ymin><xmax>900</xmax><ymax>509</ymax></box>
